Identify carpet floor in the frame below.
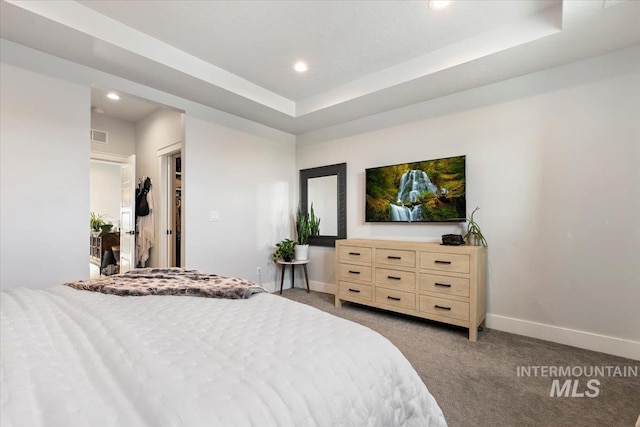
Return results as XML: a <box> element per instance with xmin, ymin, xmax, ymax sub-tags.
<box><xmin>278</xmin><ymin>289</ymin><xmax>639</xmax><ymax>427</ymax></box>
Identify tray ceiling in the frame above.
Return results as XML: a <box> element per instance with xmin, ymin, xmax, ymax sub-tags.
<box><xmin>1</xmin><ymin>0</ymin><xmax>639</xmax><ymax>134</ymax></box>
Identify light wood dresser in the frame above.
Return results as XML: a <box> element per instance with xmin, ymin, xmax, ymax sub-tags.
<box><xmin>335</xmin><ymin>239</ymin><xmax>487</xmax><ymax>341</ymax></box>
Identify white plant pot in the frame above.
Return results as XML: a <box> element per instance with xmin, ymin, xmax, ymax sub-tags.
<box><xmin>294</xmin><ymin>244</ymin><xmax>309</xmax><ymax>261</ymax></box>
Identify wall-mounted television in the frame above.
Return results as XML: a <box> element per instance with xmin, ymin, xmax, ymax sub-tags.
<box><xmin>365</xmin><ymin>155</ymin><xmax>466</xmax><ymax>223</ymax></box>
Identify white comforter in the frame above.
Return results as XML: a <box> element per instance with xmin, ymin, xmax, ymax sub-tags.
<box><xmin>1</xmin><ymin>286</ymin><xmax>446</xmax><ymax>427</ymax></box>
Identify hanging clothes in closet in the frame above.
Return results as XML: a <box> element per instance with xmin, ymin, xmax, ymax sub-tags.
<box><xmin>136</xmin><ymin>177</ymin><xmax>154</xmax><ymax>267</ymax></box>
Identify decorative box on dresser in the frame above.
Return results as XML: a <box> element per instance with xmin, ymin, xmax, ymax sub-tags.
<box><xmin>335</xmin><ymin>239</ymin><xmax>487</xmax><ymax>341</ymax></box>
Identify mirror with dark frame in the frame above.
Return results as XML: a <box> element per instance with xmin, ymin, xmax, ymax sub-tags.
<box><xmin>300</xmin><ymin>163</ymin><xmax>347</xmax><ymax>247</ymax></box>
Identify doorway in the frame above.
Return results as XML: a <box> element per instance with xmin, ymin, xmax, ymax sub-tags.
<box><xmin>170</xmin><ymin>153</ymin><xmax>182</xmax><ymax>267</ymax></box>
<box><xmin>89</xmin><ymin>153</ymin><xmax>132</xmax><ymax>278</ymax></box>
<box><xmin>157</xmin><ymin>142</ymin><xmax>184</xmax><ymax>268</ymax></box>
<box><xmin>90</xmin><ymin>88</ymin><xmax>185</xmax><ymax>272</ymax></box>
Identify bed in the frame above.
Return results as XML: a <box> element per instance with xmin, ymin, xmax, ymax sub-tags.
<box><xmin>1</xmin><ymin>269</ymin><xmax>447</xmax><ymax>426</ymax></box>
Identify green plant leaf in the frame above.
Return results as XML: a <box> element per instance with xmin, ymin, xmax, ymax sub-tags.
<box><xmin>272</xmin><ymin>238</ymin><xmax>297</xmax><ymax>262</ymax></box>
<box><xmin>465</xmin><ymin>206</ymin><xmax>487</xmax><ymax>247</ymax></box>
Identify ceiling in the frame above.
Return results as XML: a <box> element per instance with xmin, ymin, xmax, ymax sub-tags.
<box><xmin>91</xmin><ymin>87</ymin><xmax>160</xmax><ymax>123</ymax></box>
<box><xmin>1</xmin><ymin>0</ymin><xmax>639</xmax><ymax>134</ymax></box>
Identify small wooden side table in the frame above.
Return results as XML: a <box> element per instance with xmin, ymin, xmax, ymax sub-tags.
<box><xmin>277</xmin><ymin>259</ymin><xmax>310</xmax><ymax>294</ymax></box>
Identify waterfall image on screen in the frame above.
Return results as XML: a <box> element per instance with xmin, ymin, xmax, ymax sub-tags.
<box><xmin>365</xmin><ymin>156</ymin><xmax>466</xmax><ymax>222</ymax></box>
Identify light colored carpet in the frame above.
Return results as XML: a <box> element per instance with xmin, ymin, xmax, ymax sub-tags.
<box><xmin>278</xmin><ymin>289</ymin><xmax>639</xmax><ymax>427</ymax></box>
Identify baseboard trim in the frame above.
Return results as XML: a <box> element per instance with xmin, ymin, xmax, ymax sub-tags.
<box><xmin>268</xmin><ymin>281</ymin><xmax>638</xmax><ymax>360</ymax></box>
<box><xmin>261</xmin><ymin>281</ymin><xmax>335</xmax><ymax>295</ymax></box>
<box><xmin>262</xmin><ymin>281</ymin><xmax>277</xmax><ymax>294</ymax></box>
<box><xmin>309</xmin><ymin>281</ymin><xmax>336</xmax><ymax>295</ymax></box>
<box><xmin>486</xmin><ymin>314</ymin><xmax>640</xmax><ymax>361</ymax></box>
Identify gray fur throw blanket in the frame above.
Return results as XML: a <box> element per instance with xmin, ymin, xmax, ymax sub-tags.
<box><xmin>65</xmin><ymin>268</ymin><xmax>266</xmax><ymax>299</ymax></box>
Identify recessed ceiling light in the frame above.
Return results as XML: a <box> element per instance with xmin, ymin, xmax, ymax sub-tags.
<box><xmin>106</xmin><ymin>92</ymin><xmax>120</xmax><ymax>100</ymax></box>
<box><xmin>428</xmin><ymin>0</ymin><xmax>452</xmax><ymax>10</ymax></box>
<box><xmin>293</xmin><ymin>61</ymin><xmax>308</xmax><ymax>73</ymax></box>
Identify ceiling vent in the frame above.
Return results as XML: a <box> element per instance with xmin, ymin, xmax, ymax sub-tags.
<box><xmin>90</xmin><ymin>129</ymin><xmax>108</xmax><ymax>144</ymax></box>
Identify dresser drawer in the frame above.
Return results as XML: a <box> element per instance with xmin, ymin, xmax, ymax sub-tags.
<box><xmin>336</xmin><ymin>239</ymin><xmax>486</xmax><ymax>341</ymax></box>
<box><xmin>375</xmin><ymin>249</ymin><xmax>416</xmax><ymax>268</ymax></box>
<box><xmin>419</xmin><ymin>295</ymin><xmax>469</xmax><ymax>321</ymax></box>
<box><xmin>420</xmin><ymin>252</ymin><xmax>469</xmax><ymax>274</ymax></box>
<box><xmin>339</xmin><ymin>246</ymin><xmax>372</xmax><ymax>264</ymax></box>
<box><xmin>339</xmin><ymin>281</ymin><xmax>372</xmax><ymax>303</ymax></box>
<box><xmin>339</xmin><ymin>264</ymin><xmax>372</xmax><ymax>283</ymax></box>
<box><xmin>375</xmin><ymin>288</ymin><xmax>416</xmax><ymax>310</ymax></box>
<box><xmin>375</xmin><ymin>268</ymin><xmax>415</xmax><ymax>291</ymax></box>
<box><xmin>419</xmin><ymin>273</ymin><xmax>469</xmax><ymax>297</ymax></box>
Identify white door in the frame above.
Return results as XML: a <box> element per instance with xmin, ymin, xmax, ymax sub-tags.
<box><xmin>120</xmin><ymin>155</ymin><xmax>136</xmax><ymax>273</ymax></box>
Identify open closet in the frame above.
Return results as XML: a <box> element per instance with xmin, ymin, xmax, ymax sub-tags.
<box><xmin>171</xmin><ymin>154</ymin><xmax>182</xmax><ymax>267</ymax></box>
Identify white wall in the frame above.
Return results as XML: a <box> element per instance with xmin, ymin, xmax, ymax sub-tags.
<box><xmin>2</xmin><ymin>38</ymin><xmax>636</xmax><ymax>357</ymax></box>
<box><xmin>90</xmin><ymin>161</ymin><xmax>122</xmax><ymax>227</ymax></box>
<box><xmin>1</xmin><ymin>40</ymin><xmax>295</xmax><ymax>291</ymax></box>
<box><xmin>135</xmin><ymin>108</ymin><xmax>184</xmax><ymax>268</ymax></box>
<box><xmin>0</xmin><ymin>63</ymin><xmax>89</xmax><ymax>288</ymax></box>
<box><xmin>184</xmin><ymin>116</ymin><xmax>296</xmax><ymax>291</ymax></box>
<box><xmin>90</xmin><ymin>113</ymin><xmax>136</xmax><ymax>156</ymax></box>
<box><xmin>296</xmin><ymin>46</ymin><xmax>640</xmax><ymax>359</ymax></box>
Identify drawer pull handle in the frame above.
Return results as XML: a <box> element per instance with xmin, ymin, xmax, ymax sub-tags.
<box><xmin>435</xmin><ymin>305</ymin><xmax>451</xmax><ymax>310</ymax></box>
<box><xmin>388</xmin><ymin>256</ymin><xmax>402</xmax><ymax>260</ymax></box>
<box><xmin>435</xmin><ymin>283</ymin><xmax>452</xmax><ymax>288</ymax></box>
<box><xmin>349</xmin><ymin>252</ymin><xmax>361</xmax><ymax>256</ymax></box>
<box><xmin>348</xmin><ymin>288</ymin><xmax>361</xmax><ymax>293</ymax></box>
<box><xmin>435</xmin><ymin>260</ymin><xmax>452</xmax><ymax>264</ymax></box>
<box><xmin>387</xmin><ymin>276</ymin><xmax>401</xmax><ymax>280</ymax></box>
<box><xmin>387</xmin><ymin>296</ymin><xmax>401</xmax><ymax>301</ymax></box>
<box><xmin>348</xmin><ymin>270</ymin><xmax>361</xmax><ymax>274</ymax></box>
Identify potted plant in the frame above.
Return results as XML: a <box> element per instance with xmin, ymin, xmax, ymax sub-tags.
<box><xmin>90</xmin><ymin>212</ymin><xmax>106</xmax><ymax>237</ymax></box>
<box><xmin>295</xmin><ymin>205</ymin><xmax>310</xmax><ymax>260</ymax></box>
<box><xmin>464</xmin><ymin>207</ymin><xmax>487</xmax><ymax>247</ymax></box>
<box><xmin>272</xmin><ymin>238</ymin><xmax>297</xmax><ymax>263</ymax></box>
<box><xmin>90</xmin><ymin>212</ymin><xmax>113</xmax><ymax>237</ymax></box>
<box><xmin>308</xmin><ymin>202</ymin><xmax>321</xmax><ymax>237</ymax></box>
<box><xmin>99</xmin><ymin>222</ymin><xmax>113</xmax><ymax>236</ymax></box>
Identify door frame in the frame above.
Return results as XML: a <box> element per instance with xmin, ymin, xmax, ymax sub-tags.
<box><xmin>90</xmin><ymin>151</ymin><xmax>132</xmax><ymax>272</ymax></box>
<box><xmin>157</xmin><ymin>142</ymin><xmax>183</xmax><ymax>268</ymax></box>
<box><xmin>90</xmin><ymin>150</ymin><xmax>130</xmax><ymax>164</ymax></box>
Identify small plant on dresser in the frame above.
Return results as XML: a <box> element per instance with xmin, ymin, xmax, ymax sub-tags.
<box><xmin>464</xmin><ymin>207</ymin><xmax>487</xmax><ymax>247</ymax></box>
